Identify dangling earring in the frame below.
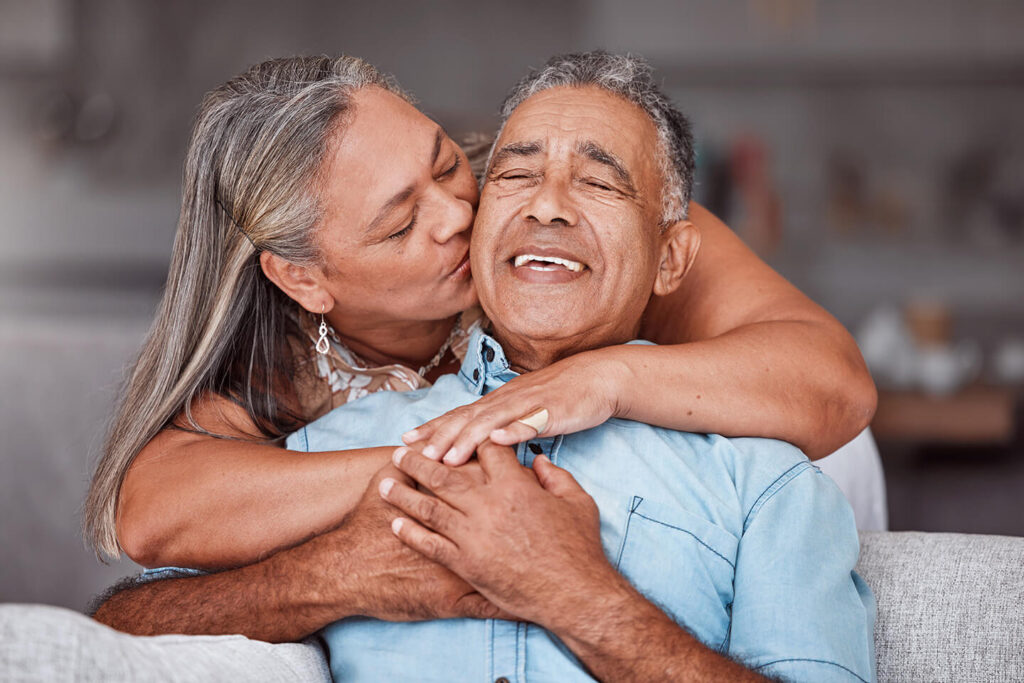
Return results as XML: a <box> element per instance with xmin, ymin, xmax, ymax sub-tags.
<box><xmin>315</xmin><ymin>304</ymin><xmax>330</xmax><ymax>355</ymax></box>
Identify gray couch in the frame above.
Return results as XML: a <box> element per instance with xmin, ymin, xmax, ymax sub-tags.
<box><xmin>2</xmin><ymin>531</ymin><xmax>1022</xmax><ymax>681</ymax></box>
<box><xmin>856</xmin><ymin>531</ymin><xmax>1024</xmax><ymax>682</ymax></box>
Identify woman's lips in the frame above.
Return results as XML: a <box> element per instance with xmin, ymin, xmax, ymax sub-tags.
<box><xmin>448</xmin><ymin>252</ymin><xmax>472</xmax><ymax>280</ymax></box>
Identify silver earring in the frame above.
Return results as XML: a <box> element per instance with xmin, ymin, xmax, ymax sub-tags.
<box><xmin>315</xmin><ymin>305</ymin><xmax>330</xmax><ymax>355</ymax></box>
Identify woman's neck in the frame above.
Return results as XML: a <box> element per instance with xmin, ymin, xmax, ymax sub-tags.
<box><xmin>329</xmin><ymin>314</ymin><xmax>459</xmax><ymax>370</ymax></box>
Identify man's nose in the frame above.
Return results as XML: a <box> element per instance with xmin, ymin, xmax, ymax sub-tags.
<box><xmin>522</xmin><ymin>173</ymin><xmax>579</xmax><ymax>227</ymax></box>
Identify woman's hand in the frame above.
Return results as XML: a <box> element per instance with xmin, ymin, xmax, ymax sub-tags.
<box><xmin>402</xmin><ymin>350</ymin><xmax>625</xmax><ymax>465</ymax></box>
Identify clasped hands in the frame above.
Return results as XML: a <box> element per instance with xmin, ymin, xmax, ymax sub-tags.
<box><xmin>361</xmin><ymin>440</ymin><xmax>618</xmax><ymax>631</ymax></box>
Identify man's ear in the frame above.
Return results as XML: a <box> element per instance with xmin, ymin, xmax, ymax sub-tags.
<box><xmin>259</xmin><ymin>251</ymin><xmax>334</xmax><ymax>314</ymax></box>
<box><xmin>653</xmin><ymin>220</ymin><xmax>701</xmax><ymax>297</ymax></box>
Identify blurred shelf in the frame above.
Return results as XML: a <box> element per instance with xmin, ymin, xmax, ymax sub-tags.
<box><xmin>872</xmin><ymin>386</ymin><xmax>1018</xmax><ymax>444</ymax></box>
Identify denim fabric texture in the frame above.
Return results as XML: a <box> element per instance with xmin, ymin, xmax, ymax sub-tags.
<box><xmin>287</xmin><ymin>330</ymin><xmax>876</xmax><ymax>683</ymax></box>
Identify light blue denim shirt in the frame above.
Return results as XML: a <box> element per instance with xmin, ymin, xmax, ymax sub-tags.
<box><xmin>286</xmin><ymin>330</ymin><xmax>875</xmax><ymax>682</ymax></box>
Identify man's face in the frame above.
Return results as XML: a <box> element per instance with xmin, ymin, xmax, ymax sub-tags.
<box><xmin>472</xmin><ymin>86</ymin><xmax>672</xmax><ymax>351</ymax></box>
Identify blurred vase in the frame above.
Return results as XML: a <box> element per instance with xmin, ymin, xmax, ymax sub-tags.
<box><xmin>917</xmin><ymin>342</ymin><xmax>981</xmax><ymax>396</ymax></box>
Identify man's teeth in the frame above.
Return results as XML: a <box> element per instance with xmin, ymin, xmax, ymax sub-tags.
<box><xmin>513</xmin><ymin>254</ymin><xmax>584</xmax><ymax>272</ymax></box>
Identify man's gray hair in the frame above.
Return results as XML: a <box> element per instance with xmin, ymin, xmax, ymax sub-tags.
<box><xmin>497</xmin><ymin>51</ymin><xmax>695</xmax><ymax>224</ymax></box>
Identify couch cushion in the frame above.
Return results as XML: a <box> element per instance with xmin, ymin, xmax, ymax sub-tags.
<box><xmin>857</xmin><ymin>531</ymin><xmax>1024</xmax><ymax>682</ymax></box>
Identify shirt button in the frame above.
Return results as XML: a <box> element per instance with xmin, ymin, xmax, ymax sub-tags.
<box><xmin>472</xmin><ymin>368</ymin><xmax>480</xmax><ymax>381</ymax></box>
<box><xmin>484</xmin><ymin>346</ymin><xmax>495</xmax><ymax>362</ymax></box>
<box><xmin>495</xmin><ymin>678</ymin><xmax>510</xmax><ymax>683</ymax></box>
<box><xmin>528</xmin><ymin>442</ymin><xmax>543</xmax><ymax>455</ymax></box>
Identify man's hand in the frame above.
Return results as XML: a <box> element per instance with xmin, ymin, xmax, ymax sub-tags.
<box><xmin>335</xmin><ymin>463</ymin><xmax>508</xmax><ymax>622</ymax></box>
<box><xmin>380</xmin><ymin>442</ymin><xmax>625</xmax><ymax>628</ymax></box>
<box><xmin>380</xmin><ymin>443</ymin><xmax>769</xmax><ymax>682</ymax></box>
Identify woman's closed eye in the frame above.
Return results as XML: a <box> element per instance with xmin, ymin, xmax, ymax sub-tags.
<box><xmin>437</xmin><ymin>155</ymin><xmax>461</xmax><ymax>180</ymax></box>
<box><xmin>388</xmin><ymin>208</ymin><xmax>417</xmax><ymax>240</ymax></box>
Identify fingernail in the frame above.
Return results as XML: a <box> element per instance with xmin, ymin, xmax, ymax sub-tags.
<box><xmin>391</xmin><ymin>518</ymin><xmax>404</xmax><ymax>534</ymax></box>
<box><xmin>422</xmin><ymin>445</ymin><xmax>439</xmax><ymax>460</ymax></box>
<box><xmin>379</xmin><ymin>478</ymin><xmax>395</xmax><ymax>497</ymax></box>
<box><xmin>401</xmin><ymin>430</ymin><xmax>418</xmax><ymax>443</ymax></box>
<box><xmin>393</xmin><ymin>447</ymin><xmax>408</xmax><ymax>466</ymax></box>
<box><xmin>442</xmin><ymin>448</ymin><xmax>458</xmax><ymax>464</ymax></box>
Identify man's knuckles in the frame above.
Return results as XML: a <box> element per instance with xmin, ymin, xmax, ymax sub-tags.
<box><xmin>416</xmin><ymin>532</ymin><xmax>451</xmax><ymax>563</ymax></box>
<box><xmin>412</xmin><ymin>495</ymin><xmax>446</xmax><ymax>530</ymax></box>
<box><xmin>424</xmin><ymin>462</ymin><xmax>454</xmax><ymax>491</ymax></box>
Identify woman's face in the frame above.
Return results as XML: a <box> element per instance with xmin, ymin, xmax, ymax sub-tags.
<box><xmin>316</xmin><ymin>87</ymin><xmax>479</xmax><ymax>329</ymax></box>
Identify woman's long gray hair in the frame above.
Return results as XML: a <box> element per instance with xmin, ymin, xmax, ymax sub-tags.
<box><xmin>85</xmin><ymin>55</ymin><xmax>407</xmax><ymax>558</ymax></box>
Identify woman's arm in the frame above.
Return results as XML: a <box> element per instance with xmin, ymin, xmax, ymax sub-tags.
<box><xmin>117</xmin><ymin>393</ymin><xmax>392</xmax><ymax>570</ymax></box>
<box><xmin>630</xmin><ymin>201</ymin><xmax>876</xmax><ymax>457</ymax></box>
<box><xmin>405</xmin><ymin>202</ymin><xmax>875</xmax><ymax>461</ymax></box>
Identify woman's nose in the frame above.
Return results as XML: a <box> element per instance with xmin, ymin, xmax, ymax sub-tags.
<box><xmin>431</xmin><ymin>187</ymin><xmax>475</xmax><ymax>243</ymax></box>
<box><xmin>521</xmin><ymin>172</ymin><xmax>579</xmax><ymax>228</ymax></box>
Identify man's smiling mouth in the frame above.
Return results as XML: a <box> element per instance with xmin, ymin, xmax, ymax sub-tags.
<box><xmin>511</xmin><ymin>254</ymin><xmax>586</xmax><ymax>273</ymax></box>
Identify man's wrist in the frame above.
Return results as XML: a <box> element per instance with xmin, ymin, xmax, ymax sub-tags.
<box><xmin>263</xmin><ymin>522</ymin><xmax>359</xmax><ymax>625</ymax></box>
<box><xmin>541</xmin><ymin>561</ymin><xmax>640</xmax><ymax>641</ymax></box>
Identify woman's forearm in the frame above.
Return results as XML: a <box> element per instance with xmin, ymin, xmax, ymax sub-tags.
<box><xmin>118</xmin><ymin>430</ymin><xmax>393</xmax><ymax>570</ymax></box>
<box><xmin>632</xmin><ymin>201</ymin><xmax>876</xmax><ymax>458</ymax></box>
<box><xmin>606</xmin><ymin>319</ymin><xmax>875</xmax><ymax>458</ymax></box>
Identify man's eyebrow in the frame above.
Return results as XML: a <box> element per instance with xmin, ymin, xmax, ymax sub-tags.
<box><xmin>576</xmin><ymin>140</ymin><xmax>637</xmax><ymax>194</ymax></box>
<box><xmin>365</xmin><ymin>128</ymin><xmax>445</xmax><ymax>235</ymax></box>
<box><xmin>488</xmin><ymin>140</ymin><xmax>543</xmax><ymax>173</ymax></box>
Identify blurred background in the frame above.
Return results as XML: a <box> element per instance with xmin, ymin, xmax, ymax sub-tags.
<box><xmin>1</xmin><ymin>0</ymin><xmax>1022</xmax><ymax>611</ymax></box>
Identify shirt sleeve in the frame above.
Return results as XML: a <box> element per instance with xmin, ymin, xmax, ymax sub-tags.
<box><xmin>726</xmin><ymin>465</ymin><xmax>876</xmax><ymax>683</ymax></box>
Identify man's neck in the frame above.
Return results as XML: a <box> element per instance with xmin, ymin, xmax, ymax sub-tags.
<box><xmin>491</xmin><ymin>324</ymin><xmax>639</xmax><ymax>373</ymax></box>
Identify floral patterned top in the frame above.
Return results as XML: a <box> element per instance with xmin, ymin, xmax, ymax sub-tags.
<box><xmin>293</xmin><ymin>307</ymin><xmax>487</xmax><ymax>423</ymax></box>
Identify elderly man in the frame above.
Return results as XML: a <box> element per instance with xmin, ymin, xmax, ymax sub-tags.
<box><xmin>277</xmin><ymin>52</ymin><xmax>874</xmax><ymax>682</ymax></box>
<box><xmin>84</xmin><ymin>52</ymin><xmax>873</xmax><ymax>681</ymax></box>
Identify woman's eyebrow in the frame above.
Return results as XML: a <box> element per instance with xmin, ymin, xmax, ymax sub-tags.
<box><xmin>365</xmin><ymin>185</ymin><xmax>415</xmax><ymax>235</ymax></box>
<box><xmin>365</xmin><ymin>128</ymin><xmax>446</xmax><ymax>235</ymax></box>
<box><xmin>430</xmin><ymin>127</ymin><xmax>444</xmax><ymax>165</ymax></box>
<box><xmin>576</xmin><ymin>140</ymin><xmax>636</xmax><ymax>195</ymax></box>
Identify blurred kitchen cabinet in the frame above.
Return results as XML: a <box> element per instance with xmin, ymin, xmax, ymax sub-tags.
<box><xmin>872</xmin><ymin>385</ymin><xmax>1018</xmax><ymax>444</ymax></box>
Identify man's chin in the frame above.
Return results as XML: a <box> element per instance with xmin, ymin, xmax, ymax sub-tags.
<box><xmin>487</xmin><ymin>306</ymin><xmax>591</xmax><ymax>345</ymax></box>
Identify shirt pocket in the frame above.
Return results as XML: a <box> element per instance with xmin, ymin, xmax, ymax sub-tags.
<box><xmin>613</xmin><ymin>495</ymin><xmax>738</xmax><ymax>651</ymax></box>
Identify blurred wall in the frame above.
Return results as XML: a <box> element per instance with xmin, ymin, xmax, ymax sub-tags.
<box><xmin>1</xmin><ymin>0</ymin><xmax>1022</xmax><ymax>610</ymax></box>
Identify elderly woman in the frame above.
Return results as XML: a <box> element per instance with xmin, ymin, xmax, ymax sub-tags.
<box><xmin>85</xmin><ymin>55</ymin><xmax>875</xmax><ymax>571</ymax></box>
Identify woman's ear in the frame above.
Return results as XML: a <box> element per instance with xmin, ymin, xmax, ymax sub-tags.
<box><xmin>653</xmin><ymin>220</ymin><xmax>701</xmax><ymax>297</ymax></box>
<box><xmin>259</xmin><ymin>251</ymin><xmax>334</xmax><ymax>313</ymax></box>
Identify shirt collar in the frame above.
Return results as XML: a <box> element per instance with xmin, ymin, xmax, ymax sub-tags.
<box><xmin>458</xmin><ymin>328</ymin><xmax>657</xmax><ymax>395</ymax></box>
<box><xmin>458</xmin><ymin>329</ymin><xmax>516</xmax><ymax>395</ymax></box>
